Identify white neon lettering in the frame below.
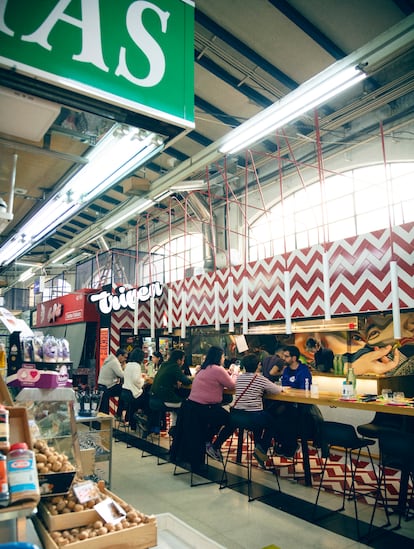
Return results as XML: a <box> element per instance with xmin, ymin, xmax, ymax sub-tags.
<box><xmin>89</xmin><ymin>283</ymin><xmax>163</xmax><ymax>315</ymax></box>
<box><xmin>21</xmin><ymin>0</ymin><xmax>108</xmax><ymax>71</ymax></box>
<box><xmin>115</xmin><ymin>0</ymin><xmax>169</xmax><ymax>87</ymax></box>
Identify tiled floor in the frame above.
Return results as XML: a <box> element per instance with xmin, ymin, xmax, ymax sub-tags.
<box><xmin>27</xmin><ymin>430</ymin><xmax>414</xmax><ymax>549</ymax></box>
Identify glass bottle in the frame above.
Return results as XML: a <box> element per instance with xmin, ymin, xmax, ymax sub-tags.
<box><xmin>346</xmin><ymin>366</ymin><xmax>356</xmax><ymax>395</ymax></box>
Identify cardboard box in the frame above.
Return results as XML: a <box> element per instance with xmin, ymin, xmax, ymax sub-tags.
<box><xmin>7</xmin><ymin>363</ymin><xmax>72</xmax><ymax>389</ymax></box>
<box><xmin>8</xmin><ymin>406</ymin><xmax>33</xmax><ymax>447</ymax></box>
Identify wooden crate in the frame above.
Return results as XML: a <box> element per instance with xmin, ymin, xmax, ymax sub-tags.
<box><xmin>33</xmin><ymin>514</ymin><xmax>157</xmax><ymax>549</ymax></box>
<box><xmin>38</xmin><ymin>502</ymin><xmax>99</xmax><ymax>532</ymax></box>
<box><xmin>37</xmin><ymin>484</ymin><xmax>157</xmax><ymax>541</ymax></box>
<box><xmin>8</xmin><ymin>406</ymin><xmax>33</xmax><ymax>447</ymax></box>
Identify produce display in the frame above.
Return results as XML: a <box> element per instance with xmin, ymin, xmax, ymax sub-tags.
<box><xmin>40</xmin><ymin>481</ymin><xmax>156</xmax><ymax>547</ymax></box>
<box><xmin>34</xmin><ymin>440</ymin><xmax>76</xmax><ymax>474</ymax></box>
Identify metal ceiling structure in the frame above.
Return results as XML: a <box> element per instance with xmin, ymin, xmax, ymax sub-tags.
<box><xmin>0</xmin><ymin>0</ymin><xmax>414</xmax><ymax>293</ymax></box>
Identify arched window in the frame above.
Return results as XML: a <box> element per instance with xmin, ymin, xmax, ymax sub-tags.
<box><xmin>142</xmin><ymin>234</ymin><xmax>204</xmax><ymax>284</ymax></box>
<box><xmin>249</xmin><ymin>162</ymin><xmax>414</xmax><ymax>260</ymax></box>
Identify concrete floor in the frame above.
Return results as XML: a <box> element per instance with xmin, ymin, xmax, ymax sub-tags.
<box><xmin>26</xmin><ymin>432</ymin><xmax>414</xmax><ymax>548</ymax></box>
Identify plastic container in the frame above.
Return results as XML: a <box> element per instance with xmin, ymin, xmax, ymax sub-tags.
<box><xmin>0</xmin><ymin>453</ymin><xmax>8</xmax><ymax>506</ymax></box>
<box><xmin>6</xmin><ymin>443</ymin><xmax>40</xmax><ymax>504</ymax></box>
<box><xmin>0</xmin><ymin>405</ymin><xmax>9</xmax><ymax>453</ymax></box>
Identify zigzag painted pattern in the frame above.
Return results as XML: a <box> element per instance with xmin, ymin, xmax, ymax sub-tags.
<box><xmin>108</xmin><ymin>224</ymin><xmax>413</xmax><ymax>333</ymax></box>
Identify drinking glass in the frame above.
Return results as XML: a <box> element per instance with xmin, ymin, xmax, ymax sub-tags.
<box><xmin>392</xmin><ymin>391</ymin><xmax>405</xmax><ymax>403</ymax></box>
<box><xmin>381</xmin><ymin>388</ymin><xmax>391</xmax><ymax>401</ymax></box>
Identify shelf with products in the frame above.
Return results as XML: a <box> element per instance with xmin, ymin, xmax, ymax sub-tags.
<box><xmin>312</xmin><ymin>371</ymin><xmax>414</xmax><ymax>397</ymax></box>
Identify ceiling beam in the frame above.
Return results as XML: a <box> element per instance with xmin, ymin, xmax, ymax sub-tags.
<box><xmin>268</xmin><ymin>0</ymin><xmax>346</xmax><ymax>59</ymax></box>
<box><xmin>195</xmin><ymin>9</ymin><xmax>298</xmax><ymax>90</ymax></box>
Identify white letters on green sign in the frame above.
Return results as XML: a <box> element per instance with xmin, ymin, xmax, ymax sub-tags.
<box><xmin>13</xmin><ymin>0</ymin><xmax>170</xmax><ymax>86</ymax></box>
<box><xmin>116</xmin><ymin>1</ymin><xmax>169</xmax><ymax>87</ymax></box>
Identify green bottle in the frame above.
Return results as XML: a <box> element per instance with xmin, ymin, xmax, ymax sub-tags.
<box><xmin>346</xmin><ymin>366</ymin><xmax>356</xmax><ymax>395</ymax></box>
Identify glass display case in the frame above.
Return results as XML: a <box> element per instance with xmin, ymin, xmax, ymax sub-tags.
<box><xmin>75</xmin><ymin>414</ymin><xmax>113</xmax><ymax>488</ymax></box>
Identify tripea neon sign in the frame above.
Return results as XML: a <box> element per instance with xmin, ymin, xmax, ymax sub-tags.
<box><xmin>89</xmin><ymin>282</ymin><xmax>163</xmax><ymax>315</ymax></box>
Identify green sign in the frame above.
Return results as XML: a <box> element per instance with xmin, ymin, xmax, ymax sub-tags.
<box><xmin>0</xmin><ymin>0</ymin><xmax>194</xmax><ymax>128</ymax></box>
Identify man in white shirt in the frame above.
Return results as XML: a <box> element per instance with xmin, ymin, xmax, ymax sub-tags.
<box><xmin>97</xmin><ymin>348</ymin><xmax>128</xmax><ymax>414</ymax></box>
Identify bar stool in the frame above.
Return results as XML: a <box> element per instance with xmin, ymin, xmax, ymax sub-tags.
<box><xmin>357</xmin><ymin>412</ymin><xmax>403</xmax><ymax>439</ymax></box>
<box><xmin>170</xmin><ymin>399</ymin><xmax>222</xmax><ymax>487</ymax></box>
<box><xmin>113</xmin><ymin>413</ymin><xmax>133</xmax><ymax>448</ymax></box>
<box><xmin>369</xmin><ymin>430</ymin><xmax>414</xmax><ymax>531</ymax></box>
<box><xmin>141</xmin><ymin>399</ymin><xmax>173</xmax><ymax>465</ymax></box>
<box><xmin>313</xmin><ymin>421</ymin><xmax>376</xmax><ymax>539</ymax></box>
<box><xmin>220</xmin><ymin>425</ymin><xmax>281</xmax><ymax>502</ymax></box>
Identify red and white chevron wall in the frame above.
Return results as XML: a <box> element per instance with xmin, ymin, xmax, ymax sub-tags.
<box><xmin>109</xmin><ymin>223</ymin><xmax>413</xmax><ymax>341</ymax></box>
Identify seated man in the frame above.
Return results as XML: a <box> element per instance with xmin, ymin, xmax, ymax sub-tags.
<box><xmin>270</xmin><ymin>345</ymin><xmax>312</xmax><ymax>458</ymax></box>
<box><xmin>97</xmin><ymin>348</ymin><xmax>128</xmax><ymax>415</ymax></box>
<box><xmin>149</xmin><ymin>349</ymin><xmax>192</xmax><ymax>434</ymax></box>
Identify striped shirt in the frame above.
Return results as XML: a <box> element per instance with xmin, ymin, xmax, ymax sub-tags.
<box><xmin>233</xmin><ymin>373</ymin><xmax>281</xmax><ymax>412</ymax></box>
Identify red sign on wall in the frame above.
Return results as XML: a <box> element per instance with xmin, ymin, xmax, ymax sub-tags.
<box><xmin>36</xmin><ymin>291</ymin><xmax>100</xmax><ymax>327</ymax></box>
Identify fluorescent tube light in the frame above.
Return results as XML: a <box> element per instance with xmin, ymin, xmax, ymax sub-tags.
<box><xmin>51</xmin><ymin>248</ymin><xmax>75</xmax><ymax>264</ymax></box>
<box><xmin>170</xmin><ymin>180</ymin><xmax>207</xmax><ymax>191</ymax></box>
<box><xmin>103</xmin><ymin>198</ymin><xmax>154</xmax><ymax>231</ymax></box>
<box><xmin>18</xmin><ymin>268</ymin><xmax>34</xmax><ymax>282</ymax></box>
<box><xmin>220</xmin><ymin>67</ymin><xmax>365</xmax><ymax>154</ymax></box>
<box><xmin>219</xmin><ymin>15</ymin><xmax>414</xmax><ymax>154</ymax></box>
<box><xmin>0</xmin><ymin>123</ymin><xmax>164</xmax><ymax>266</ymax></box>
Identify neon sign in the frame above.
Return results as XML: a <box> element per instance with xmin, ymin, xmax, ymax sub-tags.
<box><xmin>89</xmin><ymin>283</ymin><xmax>163</xmax><ymax>315</ymax></box>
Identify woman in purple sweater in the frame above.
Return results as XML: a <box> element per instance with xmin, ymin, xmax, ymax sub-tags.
<box><xmin>188</xmin><ymin>346</ymin><xmax>236</xmax><ymax>461</ymax></box>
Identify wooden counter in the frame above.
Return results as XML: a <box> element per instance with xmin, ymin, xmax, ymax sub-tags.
<box><xmin>266</xmin><ymin>388</ymin><xmax>414</xmax><ymax>416</ymax></box>
<box><xmin>264</xmin><ymin>389</ymin><xmax>414</xmax><ymax>486</ymax></box>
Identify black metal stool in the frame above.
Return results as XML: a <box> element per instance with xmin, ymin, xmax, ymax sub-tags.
<box><xmin>220</xmin><ymin>425</ymin><xmax>281</xmax><ymax>501</ymax></box>
<box><xmin>369</xmin><ymin>430</ymin><xmax>414</xmax><ymax>531</ymax></box>
<box><xmin>357</xmin><ymin>412</ymin><xmax>403</xmax><ymax>439</ymax></box>
<box><xmin>313</xmin><ymin>421</ymin><xmax>377</xmax><ymax>539</ymax></box>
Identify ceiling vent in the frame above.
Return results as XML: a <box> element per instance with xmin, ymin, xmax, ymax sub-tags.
<box><xmin>0</xmin><ymin>86</ymin><xmax>61</xmax><ymax>142</ymax></box>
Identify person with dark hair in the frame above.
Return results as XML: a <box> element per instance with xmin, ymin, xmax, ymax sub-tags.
<box><xmin>152</xmin><ymin>350</ymin><xmax>164</xmax><ymax>371</ymax></box>
<box><xmin>280</xmin><ymin>345</ymin><xmax>312</xmax><ymax>389</ymax></box>
<box><xmin>271</xmin><ymin>345</ymin><xmax>313</xmax><ymax>458</ymax></box>
<box><xmin>97</xmin><ymin>348</ymin><xmax>128</xmax><ymax>414</ymax></box>
<box><xmin>230</xmin><ymin>353</ymin><xmax>282</xmax><ymax>468</ymax></box>
<box><xmin>305</xmin><ymin>337</ymin><xmax>334</xmax><ymax>373</ymax></box>
<box><xmin>261</xmin><ymin>348</ymin><xmax>286</xmax><ymax>382</ymax></box>
<box><xmin>187</xmin><ymin>346</ymin><xmax>236</xmax><ymax>461</ymax></box>
<box><xmin>150</xmin><ymin>349</ymin><xmax>192</xmax><ymax>430</ymax></box>
<box><xmin>118</xmin><ymin>347</ymin><xmax>148</xmax><ymax>431</ymax></box>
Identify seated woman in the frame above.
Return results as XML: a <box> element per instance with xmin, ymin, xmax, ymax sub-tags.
<box><xmin>230</xmin><ymin>353</ymin><xmax>282</xmax><ymax>468</ymax></box>
<box><xmin>119</xmin><ymin>347</ymin><xmax>148</xmax><ymax>431</ymax></box>
<box><xmin>187</xmin><ymin>346</ymin><xmax>236</xmax><ymax>461</ymax></box>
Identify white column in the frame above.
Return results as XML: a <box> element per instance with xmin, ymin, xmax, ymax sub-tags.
<box><xmin>181</xmin><ymin>291</ymin><xmax>187</xmax><ymax>339</ymax></box>
<box><xmin>228</xmin><ymin>276</ymin><xmax>234</xmax><ymax>333</ymax></box>
<box><xmin>390</xmin><ymin>261</ymin><xmax>401</xmax><ymax>339</ymax></box>
<box><xmin>150</xmin><ymin>296</ymin><xmax>155</xmax><ymax>340</ymax></box>
<box><xmin>133</xmin><ymin>288</ymin><xmax>138</xmax><ymax>335</ymax></box>
<box><xmin>214</xmin><ymin>281</ymin><xmax>220</xmax><ymax>331</ymax></box>
<box><xmin>284</xmin><ymin>270</ymin><xmax>292</xmax><ymax>334</ymax></box>
<box><xmin>323</xmin><ymin>251</ymin><xmax>331</xmax><ymax>320</ymax></box>
<box><xmin>242</xmin><ymin>277</ymin><xmax>249</xmax><ymax>335</ymax></box>
<box><xmin>167</xmin><ymin>288</ymin><xmax>173</xmax><ymax>333</ymax></box>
